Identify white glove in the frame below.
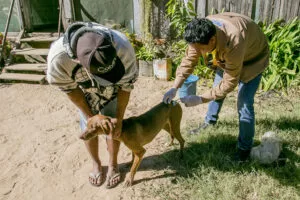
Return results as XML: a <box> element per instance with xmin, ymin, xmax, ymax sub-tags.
<box><xmin>163</xmin><ymin>88</ymin><xmax>177</xmax><ymax>104</ymax></box>
<box><xmin>180</xmin><ymin>95</ymin><xmax>203</xmax><ymax>107</ymax></box>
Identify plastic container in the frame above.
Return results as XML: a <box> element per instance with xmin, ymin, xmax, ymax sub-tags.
<box><xmin>178</xmin><ymin>74</ymin><xmax>199</xmax><ymax>98</ymax></box>
<box><xmin>153</xmin><ymin>58</ymin><xmax>172</xmax><ymax>81</ymax></box>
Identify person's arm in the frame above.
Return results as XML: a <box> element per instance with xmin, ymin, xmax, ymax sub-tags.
<box><xmin>163</xmin><ymin>45</ymin><xmax>201</xmax><ymax>104</ymax></box>
<box><xmin>173</xmin><ymin>45</ymin><xmax>202</xmax><ymax>89</ymax></box>
<box><xmin>66</xmin><ymin>86</ymin><xmax>94</xmax><ymax>118</ymax></box>
<box><xmin>201</xmin><ymin>46</ymin><xmax>244</xmax><ymax>103</ymax></box>
<box><xmin>112</xmin><ymin>89</ymin><xmax>130</xmax><ymax>138</ymax></box>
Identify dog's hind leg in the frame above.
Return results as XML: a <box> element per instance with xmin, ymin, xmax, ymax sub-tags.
<box><xmin>169</xmin><ymin>110</ymin><xmax>185</xmax><ymax>158</ymax></box>
<box><xmin>163</xmin><ymin>121</ymin><xmax>175</xmax><ymax>146</ymax></box>
<box><xmin>124</xmin><ymin>147</ymin><xmax>146</xmax><ymax>187</ymax></box>
<box><xmin>172</xmin><ymin>127</ymin><xmax>185</xmax><ymax>158</ymax></box>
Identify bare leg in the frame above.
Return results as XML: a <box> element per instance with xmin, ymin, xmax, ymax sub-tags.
<box><xmin>84</xmin><ymin>137</ymin><xmax>103</xmax><ymax>186</ymax></box>
<box><xmin>106</xmin><ymin>138</ymin><xmax>121</xmax><ymax>188</ymax></box>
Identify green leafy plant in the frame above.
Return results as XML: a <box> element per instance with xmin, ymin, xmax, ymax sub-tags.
<box><xmin>168</xmin><ymin>39</ymin><xmax>214</xmax><ymax>80</ymax></box>
<box><xmin>166</xmin><ymin>0</ymin><xmax>215</xmax><ymax>80</ymax></box>
<box><xmin>122</xmin><ymin>29</ymin><xmax>143</xmax><ymax>54</ymax></box>
<box><xmin>260</xmin><ymin>17</ymin><xmax>300</xmax><ymax>91</ymax></box>
<box><xmin>136</xmin><ymin>45</ymin><xmax>156</xmax><ymax>61</ymax></box>
<box><xmin>166</xmin><ymin>0</ymin><xmax>197</xmax><ymax>39</ymax></box>
<box><xmin>135</xmin><ymin>34</ymin><xmax>160</xmax><ymax>61</ymax></box>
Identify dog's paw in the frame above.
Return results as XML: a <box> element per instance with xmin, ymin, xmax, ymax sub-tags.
<box><xmin>79</xmin><ymin>127</ymin><xmax>97</xmax><ymax>140</ymax></box>
<box><xmin>124</xmin><ymin>177</ymin><xmax>133</xmax><ymax>187</ymax></box>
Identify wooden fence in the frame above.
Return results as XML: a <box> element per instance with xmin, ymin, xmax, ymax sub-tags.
<box><xmin>196</xmin><ymin>0</ymin><xmax>300</xmax><ymax>23</ymax></box>
<box><xmin>138</xmin><ymin>0</ymin><xmax>300</xmax><ymax>38</ymax></box>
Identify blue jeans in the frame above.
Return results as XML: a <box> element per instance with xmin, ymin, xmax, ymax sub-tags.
<box><xmin>205</xmin><ymin>69</ymin><xmax>262</xmax><ymax>150</ymax></box>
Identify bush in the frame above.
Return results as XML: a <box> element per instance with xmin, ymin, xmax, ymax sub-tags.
<box><xmin>260</xmin><ymin>18</ymin><xmax>300</xmax><ymax>91</ymax></box>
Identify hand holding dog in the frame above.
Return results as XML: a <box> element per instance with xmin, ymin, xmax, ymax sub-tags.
<box><xmin>80</xmin><ymin>115</ymin><xmax>115</xmax><ymax>140</ymax></box>
<box><xmin>110</xmin><ymin>118</ymin><xmax>122</xmax><ymax>139</ymax></box>
<box><xmin>163</xmin><ymin>88</ymin><xmax>177</xmax><ymax>104</ymax></box>
<box><xmin>180</xmin><ymin>95</ymin><xmax>203</xmax><ymax>107</ymax></box>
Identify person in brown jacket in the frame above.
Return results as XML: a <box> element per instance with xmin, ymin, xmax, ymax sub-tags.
<box><xmin>163</xmin><ymin>12</ymin><xmax>269</xmax><ymax>161</ymax></box>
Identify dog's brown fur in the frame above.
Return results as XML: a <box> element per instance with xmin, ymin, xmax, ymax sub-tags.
<box><xmin>80</xmin><ymin>102</ymin><xmax>184</xmax><ymax>186</ymax></box>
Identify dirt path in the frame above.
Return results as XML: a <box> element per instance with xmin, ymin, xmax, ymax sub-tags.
<box><xmin>0</xmin><ymin>77</ymin><xmax>208</xmax><ymax>200</ymax></box>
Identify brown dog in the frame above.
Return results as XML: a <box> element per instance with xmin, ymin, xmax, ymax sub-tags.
<box><xmin>80</xmin><ymin>101</ymin><xmax>185</xmax><ymax>186</ymax></box>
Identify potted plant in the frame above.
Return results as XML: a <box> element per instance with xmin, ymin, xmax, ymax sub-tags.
<box><xmin>152</xmin><ymin>39</ymin><xmax>173</xmax><ymax>81</ymax></box>
<box><xmin>135</xmin><ymin>35</ymin><xmax>158</xmax><ymax>77</ymax></box>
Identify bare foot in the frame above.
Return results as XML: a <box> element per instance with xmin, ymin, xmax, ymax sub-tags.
<box><xmin>105</xmin><ymin>166</ymin><xmax>121</xmax><ymax>189</ymax></box>
<box><xmin>89</xmin><ymin>162</ymin><xmax>104</xmax><ymax>187</ymax></box>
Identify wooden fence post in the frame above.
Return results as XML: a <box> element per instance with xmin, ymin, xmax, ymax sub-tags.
<box><xmin>196</xmin><ymin>0</ymin><xmax>207</xmax><ymax>17</ymax></box>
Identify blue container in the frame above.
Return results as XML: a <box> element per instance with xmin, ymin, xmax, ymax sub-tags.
<box><xmin>179</xmin><ymin>75</ymin><xmax>199</xmax><ymax>98</ymax></box>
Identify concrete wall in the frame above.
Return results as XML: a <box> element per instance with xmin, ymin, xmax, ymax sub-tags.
<box><xmin>73</xmin><ymin>0</ymin><xmax>134</xmax><ymax>32</ymax></box>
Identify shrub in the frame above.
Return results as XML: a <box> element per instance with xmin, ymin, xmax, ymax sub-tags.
<box><xmin>260</xmin><ymin>18</ymin><xmax>300</xmax><ymax>91</ymax></box>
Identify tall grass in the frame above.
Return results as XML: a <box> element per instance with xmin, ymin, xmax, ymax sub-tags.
<box><xmin>260</xmin><ymin>18</ymin><xmax>300</xmax><ymax>91</ymax></box>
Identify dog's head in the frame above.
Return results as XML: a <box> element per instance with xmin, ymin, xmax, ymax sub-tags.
<box><xmin>79</xmin><ymin>114</ymin><xmax>112</xmax><ymax>140</ymax></box>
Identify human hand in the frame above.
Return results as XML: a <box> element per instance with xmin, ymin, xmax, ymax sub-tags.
<box><xmin>80</xmin><ymin>115</ymin><xmax>115</xmax><ymax>140</ymax></box>
<box><xmin>163</xmin><ymin>88</ymin><xmax>177</xmax><ymax>104</ymax></box>
<box><xmin>90</xmin><ymin>115</ymin><xmax>115</xmax><ymax>135</ymax></box>
<box><xmin>180</xmin><ymin>95</ymin><xmax>203</xmax><ymax>107</ymax></box>
<box><xmin>110</xmin><ymin>118</ymin><xmax>122</xmax><ymax>139</ymax></box>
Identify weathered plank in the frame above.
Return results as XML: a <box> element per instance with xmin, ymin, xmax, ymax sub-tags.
<box><xmin>4</xmin><ymin>63</ymin><xmax>47</xmax><ymax>74</ymax></box>
<box><xmin>0</xmin><ymin>73</ymin><xmax>46</xmax><ymax>84</ymax></box>
<box><xmin>20</xmin><ymin>36</ymin><xmax>57</xmax><ymax>43</ymax></box>
<box><xmin>228</xmin><ymin>0</ymin><xmax>242</xmax><ymax>14</ymax></box>
<box><xmin>133</xmin><ymin>0</ymin><xmax>142</xmax><ymax>36</ymax></box>
<box><xmin>196</xmin><ymin>0</ymin><xmax>207</xmax><ymax>17</ymax></box>
<box><xmin>240</xmin><ymin>0</ymin><xmax>253</xmax><ymax>17</ymax></box>
<box><xmin>284</xmin><ymin>0</ymin><xmax>300</xmax><ymax>22</ymax></box>
<box><xmin>11</xmin><ymin>48</ymin><xmax>49</xmax><ymax>56</ymax></box>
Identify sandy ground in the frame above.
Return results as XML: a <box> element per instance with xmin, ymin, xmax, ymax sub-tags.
<box><xmin>0</xmin><ymin>77</ymin><xmax>209</xmax><ymax>200</ymax></box>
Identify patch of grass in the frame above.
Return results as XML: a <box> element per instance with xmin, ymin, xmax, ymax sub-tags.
<box><xmin>137</xmin><ymin>90</ymin><xmax>300</xmax><ymax>200</ymax></box>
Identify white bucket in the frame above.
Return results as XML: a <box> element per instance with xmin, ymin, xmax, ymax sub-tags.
<box><xmin>153</xmin><ymin>58</ymin><xmax>172</xmax><ymax>81</ymax></box>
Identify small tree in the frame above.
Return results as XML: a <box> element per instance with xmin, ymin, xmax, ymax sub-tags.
<box><xmin>166</xmin><ymin>0</ymin><xmax>196</xmax><ymax>39</ymax></box>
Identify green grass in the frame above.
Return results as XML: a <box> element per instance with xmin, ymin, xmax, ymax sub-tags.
<box><xmin>136</xmin><ymin>89</ymin><xmax>300</xmax><ymax>200</ymax></box>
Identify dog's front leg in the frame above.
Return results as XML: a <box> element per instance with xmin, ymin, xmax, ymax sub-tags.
<box><xmin>124</xmin><ymin>148</ymin><xmax>146</xmax><ymax>187</ymax></box>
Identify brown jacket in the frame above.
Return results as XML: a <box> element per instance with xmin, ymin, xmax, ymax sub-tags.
<box><xmin>174</xmin><ymin>12</ymin><xmax>269</xmax><ymax>102</ymax></box>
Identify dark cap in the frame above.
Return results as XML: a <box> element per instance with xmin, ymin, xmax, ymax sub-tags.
<box><xmin>76</xmin><ymin>32</ymin><xmax>125</xmax><ymax>83</ymax></box>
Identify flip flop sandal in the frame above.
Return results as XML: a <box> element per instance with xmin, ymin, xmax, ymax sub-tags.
<box><xmin>105</xmin><ymin>169</ymin><xmax>121</xmax><ymax>189</ymax></box>
<box><xmin>89</xmin><ymin>171</ymin><xmax>104</xmax><ymax>187</ymax></box>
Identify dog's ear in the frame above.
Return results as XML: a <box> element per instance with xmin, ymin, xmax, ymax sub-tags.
<box><xmin>79</xmin><ymin>127</ymin><xmax>98</xmax><ymax>140</ymax></box>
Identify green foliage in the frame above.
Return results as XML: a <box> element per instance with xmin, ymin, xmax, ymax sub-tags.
<box><xmin>168</xmin><ymin>18</ymin><xmax>300</xmax><ymax>90</ymax></box>
<box><xmin>135</xmin><ymin>34</ymin><xmax>161</xmax><ymax>61</ymax></box>
<box><xmin>260</xmin><ymin>18</ymin><xmax>300</xmax><ymax>91</ymax></box>
<box><xmin>168</xmin><ymin>39</ymin><xmax>215</xmax><ymax>80</ymax></box>
<box><xmin>136</xmin><ymin>44</ymin><xmax>157</xmax><ymax>61</ymax></box>
<box><xmin>122</xmin><ymin>30</ymin><xmax>143</xmax><ymax>53</ymax></box>
<box><xmin>169</xmin><ymin>40</ymin><xmax>187</xmax><ymax>66</ymax></box>
<box><xmin>123</xmin><ymin>30</ymin><xmax>156</xmax><ymax>61</ymax></box>
<box><xmin>193</xmin><ymin>56</ymin><xmax>215</xmax><ymax>80</ymax></box>
<box><xmin>166</xmin><ymin>0</ymin><xmax>197</xmax><ymax>39</ymax></box>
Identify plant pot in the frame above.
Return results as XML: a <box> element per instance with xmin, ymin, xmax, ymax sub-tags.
<box><xmin>138</xmin><ymin>60</ymin><xmax>153</xmax><ymax>77</ymax></box>
<box><xmin>153</xmin><ymin>58</ymin><xmax>172</xmax><ymax>81</ymax></box>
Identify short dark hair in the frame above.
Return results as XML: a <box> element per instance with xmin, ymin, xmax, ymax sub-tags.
<box><xmin>184</xmin><ymin>18</ymin><xmax>216</xmax><ymax>44</ymax></box>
